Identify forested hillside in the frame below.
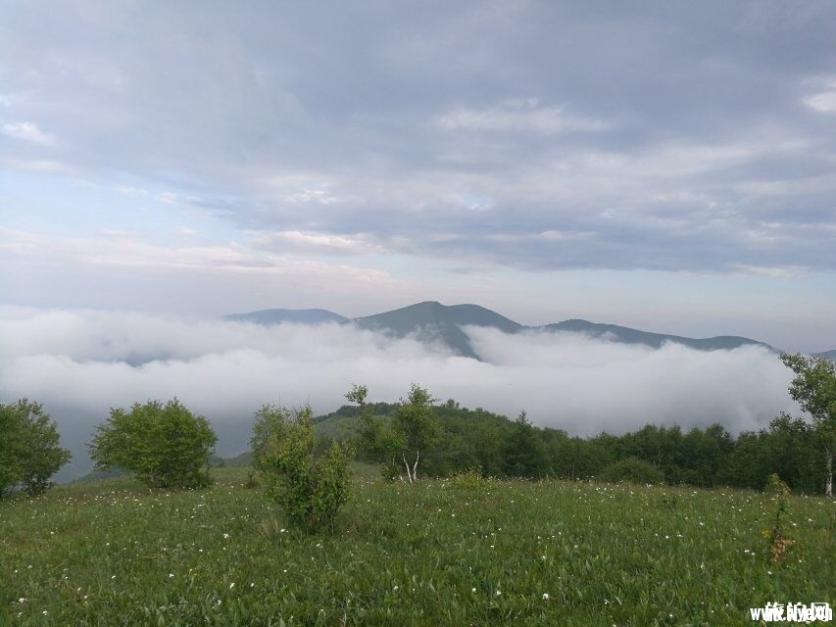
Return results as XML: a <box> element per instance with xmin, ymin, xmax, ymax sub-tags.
<box><xmin>310</xmin><ymin>400</ymin><xmax>828</xmax><ymax>494</ymax></box>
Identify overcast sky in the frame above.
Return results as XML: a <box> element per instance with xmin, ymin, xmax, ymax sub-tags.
<box><xmin>2</xmin><ymin>1</ymin><xmax>835</xmax><ymax>351</ymax></box>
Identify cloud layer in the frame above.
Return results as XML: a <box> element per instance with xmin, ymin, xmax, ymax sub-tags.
<box><xmin>0</xmin><ymin>307</ymin><xmax>797</xmax><ymax>479</ymax></box>
<box><xmin>2</xmin><ymin>1</ymin><xmax>836</xmax><ymax>275</ymax></box>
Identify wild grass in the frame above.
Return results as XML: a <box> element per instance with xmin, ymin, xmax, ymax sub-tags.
<box><xmin>1</xmin><ymin>467</ymin><xmax>833</xmax><ymax>626</ymax></box>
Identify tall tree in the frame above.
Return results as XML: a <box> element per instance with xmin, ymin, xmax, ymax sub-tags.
<box><xmin>502</xmin><ymin>411</ymin><xmax>548</xmax><ymax>478</ymax></box>
<box><xmin>348</xmin><ymin>384</ymin><xmax>441</xmax><ymax>482</ymax></box>
<box><xmin>394</xmin><ymin>385</ymin><xmax>440</xmax><ymax>483</ymax></box>
<box><xmin>781</xmin><ymin>353</ymin><xmax>836</xmax><ymax>497</ymax></box>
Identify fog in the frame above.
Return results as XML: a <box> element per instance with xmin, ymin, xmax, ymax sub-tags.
<box><xmin>0</xmin><ymin>307</ymin><xmax>797</xmax><ymax>479</ymax></box>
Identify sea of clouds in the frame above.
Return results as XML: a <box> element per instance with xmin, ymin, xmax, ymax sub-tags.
<box><xmin>0</xmin><ymin>306</ymin><xmax>798</xmax><ymax>480</ymax></box>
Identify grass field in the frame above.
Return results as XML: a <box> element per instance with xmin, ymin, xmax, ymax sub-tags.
<box><xmin>1</xmin><ymin>467</ymin><xmax>833</xmax><ymax>626</ymax></box>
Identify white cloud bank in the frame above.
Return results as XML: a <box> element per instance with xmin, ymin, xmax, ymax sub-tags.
<box><xmin>0</xmin><ymin>307</ymin><xmax>797</xmax><ymax>477</ymax></box>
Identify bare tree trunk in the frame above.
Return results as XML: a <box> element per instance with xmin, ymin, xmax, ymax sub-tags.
<box><xmin>826</xmin><ymin>448</ymin><xmax>833</xmax><ymax>498</ymax></box>
<box><xmin>412</xmin><ymin>449</ymin><xmax>420</xmax><ymax>482</ymax></box>
<box><xmin>403</xmin><ymin>453</ymin><xmax>413</xmax><ymax>483</ymax></box>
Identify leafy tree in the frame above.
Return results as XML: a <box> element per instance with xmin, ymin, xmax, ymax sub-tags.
<box><xmin>781</xmin><ymin>353</ymin><xmax>836</xmax><ymax>497</ymax></box>
<box><xmin>0</xmin><ymin>400</ymin><xmax>70</xmax><ymax>498</ymax></box>
<box><xmin>431</xmin><ymin>405</ymin><xmax>508</xmax><ymax>477</ymax></box>
<box><xmin>764</xmin><ymin>414</ymin><xmax>821</xmax><ymax>493</ymax></box>
<box><xmin>717</xmin><ymin>429</ymin><xmax>774</xmax><ymax>491</ymax></box>
<box><xmin>251</xmin><ymin>404</ymin><xmax>292</xmax><ymax>471</ymax></box>
<box><xmin>393</xmin><ymin>384</ymin><xmax>440</xmax><ymax>482</ymax></box>
<box><xmin>348</xmin><ymin>385</ymin><xmax>402</xmax><ymax>479</ymax></box>
<box><xmin>599</xmin><ymin>457</ymin><xmax>666</xmax><ymax>485</ymax></box>
<box><xmin>0</xmin><ymin>408</ymin><xmax>17</xmax><ymax>497</ymax></box>
<box><xmin>502</xmin><ymin>411</ymin><xmax>549</xmax><ymax>478</ymax></box>
<box><xmin>89</xmin><ymin>399</ymin><xmax>216</xmax><ymax>489</ymax></box>
<box><xmin>546</xmin><ymin>433</ymin><xmax>611</xmax><ymax>480</ymax></box>
<box><xmin>346</xmin><ymin>385</ymin><xmax>379</xmax><ymax>461</ymax></box>
<box><xmin>253</xmin><ymin>404</ymin><xmax>352</xmax><ymax>532</ymax></box>
<box><xmin>351</xmin><ymin>384</ymin><xmax>440</xmax><ymax>482</ymax></box>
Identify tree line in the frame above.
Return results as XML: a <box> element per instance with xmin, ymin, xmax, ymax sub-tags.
<box><xmin>1</xmin><ymin>353</ymin><xmax>833</xmax><ymax>513</ymax></box>
<box><xmin>346</xmin><ymin>400</ymin><xmax>827</xmax><ymax>494</ymax></box>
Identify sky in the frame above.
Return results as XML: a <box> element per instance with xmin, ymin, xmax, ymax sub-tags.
<box><xmin>2</xmin><ymin>1</ymin><xmax>836</xmax><ymax>351</ymax></box>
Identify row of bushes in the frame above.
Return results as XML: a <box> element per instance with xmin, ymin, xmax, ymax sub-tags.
<box><xmin>0</xmin><ymin>390</ymin><xmax>797</xmax><ymax>537</ymax></box>
<box><xmin>0</xmin><ymin>397</ymin><xmax>350</xmax><ymax>532</ymax></box>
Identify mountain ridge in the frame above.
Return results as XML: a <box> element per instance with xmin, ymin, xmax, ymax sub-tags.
<box><xmin>545</xmin><ymin>319</ymin><xmax>774</xmax><ymax>352</ymax></box>
<box><xmin>225</xmin><ymin>301</ymin><xmax>831</xmax><ymax>359</ymax></box>
<box><xmin>225</xmin><ymin>308</ymin><xmax>348</xmax><ymax>325</ymax></box>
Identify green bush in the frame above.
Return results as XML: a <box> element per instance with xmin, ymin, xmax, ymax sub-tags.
<box><xmin>599</xmin><ymin>457</ymin><xmax>666</xmax><ymax>485</ymax></box>
<box><xmin>252</xmin><ymin>405</ymin><xmax>352</xmax><ymax>532</ymax></box>
<box><xmin>449</xmin><ymin>469</ymin><xmax>492</xmax><ymax>491</ymax></box>
<box><xmin>0</xmin><ymin>399</ymin><xmax>70</xmax><ymax>498</ymax></box>
<box><xmin>89</xmin><ymin>399</ymin><xmax>217</xmax><ymax>489</ymax></box>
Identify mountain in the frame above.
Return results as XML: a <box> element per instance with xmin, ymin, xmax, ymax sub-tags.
<box><xmin>543</xmin><ymin>319</ymin><xmax>774</xmax><ymax>352</ymax></box>
<box><xmin>354</xmin><ymin>301</ymin><xmax>523</xmax><ymax>358</ymax></box>
<box><xmin>225</xmin><ymin>301</ymin><xmax>777</xmax><ymax>359</ymax></box>
<box><xmin>814</xmin><ymin>349</ymin><xmax>836</xmax><ymax>361</ymax></box>
<box><xmin>226</xmin><ymin>308</ymin><xmax>348</xmax><ymax>325</ymax></box>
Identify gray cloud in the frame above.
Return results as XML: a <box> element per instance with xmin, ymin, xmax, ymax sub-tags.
<box><xmin>2</xmin><ymin>1</ymin><xmax>836</xmax><ymax>273</ymax></box>
<box><xmin>0</xmin><ymin>307</ymin><xmax>797</xmax><ymax>480</ymax></box>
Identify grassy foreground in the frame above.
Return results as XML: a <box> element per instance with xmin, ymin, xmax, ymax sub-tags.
<box><xmin>1</xmin><ymin>467</ymin><xmax>833</xmax><ymax>626</ymax></box>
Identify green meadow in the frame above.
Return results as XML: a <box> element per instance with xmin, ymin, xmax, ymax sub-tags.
<box><xmin>0</xmin><ymin>467</ymin><xmax>832</xmax><ymax>626</ymax></box>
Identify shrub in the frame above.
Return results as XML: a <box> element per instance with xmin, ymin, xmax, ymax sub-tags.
<box><xmin>765</xmin><ymin>472</ymin><xmax>791</xmax><ymax>499</ymax></box>
<box><xmin>763</xmin><ymin>473</ymin><xmax>794</xmax><ymax>564</ymax></box>
<box><xmin>450</xmin><ymin>469</ymin><xmax>491</xmax><ymax>491</ymax></box>
<box><xmin>0</xmin><ymin>399</ymin><xmax>71</xmax><ymax>498</ymax></box>
<box><xmin>244</xmin><ymin>470</ymin><xmax>259</xmax><ymax>489</ymax></box>
<box><xmin>89</xmin><ymin>399</ymin><xmax>217</xmax><ymax>489</ymax></box>
<box><xmin>253</xmin><ymin>405</ymin><xmax>352</xmax><ymax>532</ymax></box>
<box><xmin>599</xmin><ymin>457</ymin><xmax>666</xmax><ymax>485</ymax></box>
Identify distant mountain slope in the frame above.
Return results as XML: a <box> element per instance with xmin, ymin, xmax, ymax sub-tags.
<box><xmin>226</xmin><ymin>308</ymin><xmax>348</xmax><ymax>325</ymax></box>
<box><xmin>814</xmin><ymin>349</ymin><xmax>836</xmax><ymax>361</ymax></box>
<box><xmin>225</xmin><ymin>301</ymin><xmax>777</xmax><ymax>358</ymax></box>
<box><xmin>544</xmin><ymin>319</ymin><xmax>774</xmax><ymax>352</ymax></box>
<box><xmin>354</xmin><ymin>301</ymin><xmax>523</xmax><ymax>358</ymax></box>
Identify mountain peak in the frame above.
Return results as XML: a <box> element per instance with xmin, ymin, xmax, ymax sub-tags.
<box><xmin>353</xmin><ymin>301</ymin><xmax>521</xmax><ymax>358</ymax></box>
